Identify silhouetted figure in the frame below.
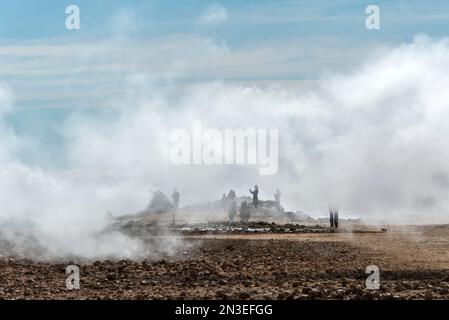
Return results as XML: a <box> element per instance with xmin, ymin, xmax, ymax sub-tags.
<box><xmin>335</xmin><ymin>210</ymin><xmax>339</xmax><ymax>228</ymax></box>
<box><xmin>221</xmin><ymin>193</ymin><xmax>226</xmax><ymax>209</ymax></box>
<box><xmin>227</xmin><ymin>189</ymin><xmax>236</xmax><ymax>201</ymax></box>
<box><xmin>249</xmin><ymin>185</ymin><xmax>259</xmax><ymax>208</ymax></box>
<box><xmin>228</xmin><ymin>198</ymin><xmax>237</xmax><ymax>222</ymax></box>
<box><xmin>147</xmin><ymin>190</ymin><xmax>174</xmax><ymax>214</ymax></box>
<box><xmin>172</xmin><ymin>189</ymin><xmax>180</xmax><ymax>210</ymax></box>
<box><xmin>274</xmin><ymin>189</ymin><xmax>281</xmax><ymax>211</ymax></box>
<box><xmin>239</xmin><ymin>201</ymin><xmax>250</xmax><ymax>223</ymax></box>
<box><xmin>329</xmin><ymin>206</ymin><xmax>339</xmax><ymax>228</ymax></box>
<box><xmin>329</xmin><ymin>208</ymin><xmax>334</xmax><ymax>228</ymax></box>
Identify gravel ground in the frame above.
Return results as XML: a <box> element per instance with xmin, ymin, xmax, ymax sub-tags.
<box><xmin>2</xmin><ymin>224</ymin><xmax>449</xmax><ymax>300</ymax></box>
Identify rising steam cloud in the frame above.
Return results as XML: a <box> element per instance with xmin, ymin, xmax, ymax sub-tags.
<box><xmin>1</xmin><ymin>35</ymin><xmax>449</xmax><ymax>260</ymax></box>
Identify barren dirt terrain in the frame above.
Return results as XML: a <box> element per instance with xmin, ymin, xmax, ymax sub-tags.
<box><xmin>1</xmin><ymin>223</ymin><xmax>449</xmax><ymax>300</ymax></box>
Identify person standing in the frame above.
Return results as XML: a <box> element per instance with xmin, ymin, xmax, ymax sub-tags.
<box><xmin>274</xmin><ymin>189</ymin><xmax>281</xmax><ymax>211</ymax></box>
<box><xmin>329</xmin><ymin>207</ymin><xmax>334</xmax><ymax>228</ymax></box>
<box><xmin>221</xmin><ymin>193</ymin><xmax>227</xmax><ymax>209</ymax></box>
<box><xmin>172</xmin><ymin>189</ymin><xmax>180</xmax><ymax>209</ymax></box>
<box><xmin>329</xmin><ymin>206</ymin><xmax>339</xmax><ymax>228</ymax></box>
<box><xmin>334</xmin><ymin>208</ymin><xmax>339</xmax><ymax>228</ymax></box>
<box><xmin>228</xmin><ymin>198</ymin><xmax>237</xmax><ymax>222</ymax></box>
<box><xmin>239</xmin><ymin>201</ymin><xmax>250</xmax><ymax>223</ymax></box>
<box><xmin>227</xmin><ymin>189</ymin><xmax>236</xmax><ymax>201</ymax></box>
<box><xmin>249</xmin><ymin>185</ymin><xmax>259</xmax><ymax>208</ymax></box>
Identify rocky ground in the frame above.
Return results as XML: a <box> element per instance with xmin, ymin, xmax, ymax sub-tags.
<box><xmin>1</xmin><ymin>223</ymin><xmax>449</xmax><ymax>299</ymax></box>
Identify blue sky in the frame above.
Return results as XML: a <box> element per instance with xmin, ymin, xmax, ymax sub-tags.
<box><xmin>2</xmin><ymin>1</ymin><xmax>449</xmax><ymax>42</ymax></box>
<box><xmin>2</xmin><ymin>0</ymin><xmax>449</xmax><ymax>107</ymax></box>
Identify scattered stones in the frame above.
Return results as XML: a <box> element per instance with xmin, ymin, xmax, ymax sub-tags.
<box><xmin>302</xmin><ymin>287</ymin><xmax>312</xmax><ymax>295</ymax></box>
<box><xmin>1</xmin><ymin>230</ymin><xmax>449</xmax><ymax>300</ymax></box>
<box><xmin>238</xmin><ymin>291</ymin><xmax>250</xmax><ymax>300</ymax></box>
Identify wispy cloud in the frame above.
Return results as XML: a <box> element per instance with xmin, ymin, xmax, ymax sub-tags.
<box><xmin>110</xmin><ymin>8</ymin><xmax>139</xmax><ymax>37</ymax></box>
<box><xmin>0</xmin><ymin>36</ymin><xmax>389</xmax><ymax>108</ymax></box>
<box><xmin>199</xmin><ymin>4</ymin><xmax>228</xmax><ymax>26</ymax></box>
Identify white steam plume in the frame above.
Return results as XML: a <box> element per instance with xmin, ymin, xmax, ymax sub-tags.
<box><xmin>1</xmin><ymin>35</ymin><xmax>449</xmax><ymax>260</ymax></box>
<box><xmin>65</xmin><ymin>35</ymin><xmax>449</xmax><ymax>222</ymax></box>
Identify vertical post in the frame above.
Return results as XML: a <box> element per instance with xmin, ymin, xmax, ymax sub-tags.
<box><xmin>329</xmin><ymin>207</ymin><xmax>334</xmax><ymax>228</ymax></box>
<box><xmin>335</xmin><ymin>209</ymin><xmax>339</xmax><ymax>228</ymax></box>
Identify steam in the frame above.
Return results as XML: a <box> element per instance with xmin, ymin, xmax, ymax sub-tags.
<box><xmin>65</xmin><ymin>35</ymin><xmax>449</xmax><ymax>221</ymax></box>
<box><xmin>1</xmin><ymin>34</ymin><xmax>449</xmax><ymax>260</ymax></box>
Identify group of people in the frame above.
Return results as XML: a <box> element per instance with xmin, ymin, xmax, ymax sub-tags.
<box><xmin>221</xmin><ymin>188</ymin><xmax>254</xmax><ymax>223</ymax></box>
<box><xmin>221</xmin><ymin>186</ymin><xmax>282</xmax><ymax>223</ymax></box>
<box><xmin>172</xmin><ymin>187</ymin><xmax>338</xmax><ymax>228</ymax></box>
